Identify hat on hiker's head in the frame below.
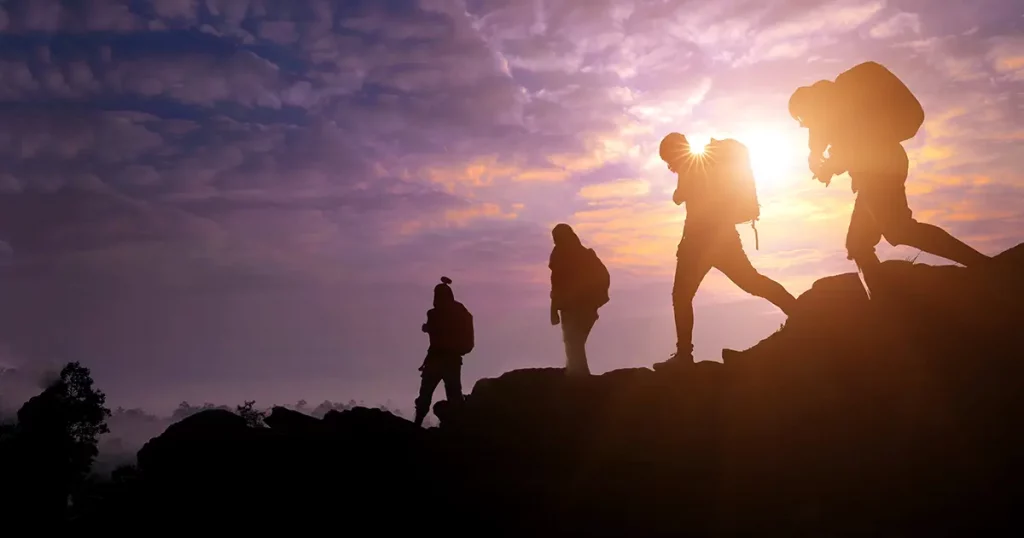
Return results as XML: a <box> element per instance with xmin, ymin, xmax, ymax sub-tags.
<box><xmin>659</xmin><ymin>132</ymin><xmax>690</xmax><ymax>165</ymax></box>
<box><xmin>433</xmin><ymin>276</ymin><xmax>454</xmax><ymax>306</ymax></box>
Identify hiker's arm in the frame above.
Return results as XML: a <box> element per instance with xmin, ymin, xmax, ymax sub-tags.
<box><xmin>549</xmin><ymin>290</ymin><xmax>561</xmax><ymax>325</ymax></box>
<box><xmin>672</xmin><ymin>170</ymin><xmax>693</xmax><ymax>206</ymax></box>
<box><xmin>807</xmin><ymin>126</ymin><xmax>838</xmax><ymax>184</ymax></box>
<box><xmin>549</xmin><ymin>269</ymin><xmax>562</xmax><ymax>312</ymax></box>
<box><xmin>422</xmin><ymin>311</ymin><xmax>432</xmax><ymax>333</ymax></box>
<box><xmin>549</xmin><ymin>262</ymin><xmax>563</xmax><ymax>324</ymax></box>
<box><xmin>807</xmin><ymin>126</ymin><xmax>830</xmax><ymax>166</ymax></box>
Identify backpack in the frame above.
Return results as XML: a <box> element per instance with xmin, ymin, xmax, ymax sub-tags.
<box><xmin>834</xmin><ymin>61</ymin><xmax>924</xmax><ymax>143</ymax></box>
<box><xmin>584</xmin><ymin>249</ymin><xmax>611</xmax><ymax>310</ymax></box>
<box><xmin>705</xmin><ymin>139</ymin><xmax>762</xmax><ymax>248</ymax></box>
<box><xmin>451</xmin><ymin>302</ymin><xmax>475</xmax><ymax>356</ymax></box>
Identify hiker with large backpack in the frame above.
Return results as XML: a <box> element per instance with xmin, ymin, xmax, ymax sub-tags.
<box><xmin>788</xmin><ymin>61</ymin><xmax>990</xmax><ymax>292</ymax></box>
<box><xmin>414</xmin><ymin>276</ymin><xmax>474</xmax><ymax>427</ymax></box>
<box><xmin>655</xmin><ymin>134</ymin><xmax>797</xmax><ymax>369</ymax></box>
<box><xmin>549</xmin><ymin>223</ymin><xmax>610</xmax><ymax>376</ymax></box>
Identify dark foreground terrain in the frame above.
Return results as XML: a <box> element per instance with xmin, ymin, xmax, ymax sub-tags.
<box><xmin>13</xmin><ymin>246</ymin><xmax>1024</xmax><ymax>536</ymax></box>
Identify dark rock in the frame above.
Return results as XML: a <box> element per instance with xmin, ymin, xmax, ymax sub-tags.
<box><xmin>136</xmin><ymin>409</ymin><xmax>255</xmax><ymax>480</ymax></box>
<box><xmin>74</xmin><ymin>243</ymin><xmax>1024</xmax><ymax>536</ymax></box>
<box><xmin>321</xmin><ymin>406</ymin><xmax>418</xmax><ymax>438</ymax></box>
<box><xmin>264</xmin><ymin>405</ymin><xmax>324</xmax><ymax>434</ymax></box>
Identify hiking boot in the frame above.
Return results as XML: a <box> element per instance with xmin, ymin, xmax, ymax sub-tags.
<box><xmin>653</xmin><ymin>350</ymin><xmax>694</xmax><ymax>372</ymax></box>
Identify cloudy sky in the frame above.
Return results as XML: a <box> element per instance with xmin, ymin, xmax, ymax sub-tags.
<box><xmin>0</xmin><ymin>0</ymin><xmax>1021</xmax><ymax>414</ymax></box>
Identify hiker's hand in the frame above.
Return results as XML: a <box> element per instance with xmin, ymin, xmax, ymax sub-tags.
<box><xmin>810</xmin><ymin>160</ymin><xmax>833</xmax><ymax>186</ymax></box>
<box><xmin>550</xmin><ymin>309</ymin><xmax>560</xmax><ymax>326</ymax></box>
<box><xmin>808</xmin><ymin>154</ymin><xmax>825</xmax><ymax>175</ymax></box>
<box><xmin>807</xmin><ymin>152</ymin><xmax>817</xmax><ymax>167</ymax></box>
<box><xmin>672</xmin><ymin>188</ymin><xmax>685</xmax><ymax>205</ymax></box>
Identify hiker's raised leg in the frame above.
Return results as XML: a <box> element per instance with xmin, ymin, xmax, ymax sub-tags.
<box><xmin>716</xmin><ymin>230</ymin><xmax>797</xmax><ymax>315</ymax></box>
<box><xmin>672</xmin><ymin>235</ymin><xmax>714</xmax><ymax>360</ymax></box>
<box><xmin>882</xmin><ymin>220</ymin><xmax>990</xmax><ymax>267</ymax></box>
<box><xmin>863</xmin><ymin>178</ymin><xmax>990</xmax><ymax>268</ymax></box>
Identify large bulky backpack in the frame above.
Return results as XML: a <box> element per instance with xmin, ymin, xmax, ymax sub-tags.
<box><xmin>452</xmin><ymin>302</ymin><xmax>475</xmax><ymax>356</ymax></box>
<box><xmin>834</xmin><ymin>61</ymin><xmax>924</xmax><ymax>143</ymax></box>
<box><xmin>705</xmin><ymin>139</ymin><xmax>762</xmax><ymax>247</ymax></box>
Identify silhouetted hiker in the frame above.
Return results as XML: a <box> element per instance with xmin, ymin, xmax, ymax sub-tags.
<box><xmin>788</xmin><ymin>61</ymin><xmax>991</xmax><ymax>291</ymax></box>
<box><xmin>549</xmin><ymin>223</ymin><xmax>611</xmax><ymax>376</ymax></box>
<box><xmin>415</xmin><ymin>276</ymin><xmax>474</xmax><ymax>427</ymax></box>
<box><xmin>655</xmin><ymin>133</ymin><xmax>797</xmax><ymax>369</ymax></box>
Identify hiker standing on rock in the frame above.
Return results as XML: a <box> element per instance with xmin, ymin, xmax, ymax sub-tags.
<box><xmin>656</xmin><ymin>134</ymin><xmax>798</xmax><ymax>369</ymax></box>
<box><xmin>549</xmin><ymin>223</ymin><xmax>611</xmax><ymax>377</ymax></box>
<box><xmin>414</xmin><ymin>276</ymin><xmax>475</xmax><ymax>427</ymax></box>
<box><xmin>788</xmin><ymin>61</ymin><xmax>991</xmax><ymax>293</ymax></box>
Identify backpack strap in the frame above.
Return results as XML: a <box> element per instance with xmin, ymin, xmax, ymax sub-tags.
<box><xmin>751</xmin><ymin>220</ymin><xmax>759</xmax><ymax>251</ymax></box>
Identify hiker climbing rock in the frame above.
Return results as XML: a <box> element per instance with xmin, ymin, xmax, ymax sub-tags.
<box><xmin>788</xmin><ymin>61</ymin><xmax>991</xmax><ymax>292</ymax></box>
<box><xmin>549</xmin><ymin>223</ymin><xmax>611</xmax><ymax>376</ymax></box>
<box><xmin>656</xmin><ymin>133</ymin><xmax>797</xmax><ymax>369</ymax></box>
<box><xmin>414</xmin><ymin>276</ymin><xmax>474</xmax><ymax>427</ymax></box>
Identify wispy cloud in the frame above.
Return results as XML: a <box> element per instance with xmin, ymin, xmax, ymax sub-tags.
<box><xmin>579</xmin><ymin>179</ymin><xmax>651</xmax><ymax>200</ymax></box>
<box><xmin>0</xmin><ymin>0</ymin><xmax>1020</xmax><ymax>411</ymax></box>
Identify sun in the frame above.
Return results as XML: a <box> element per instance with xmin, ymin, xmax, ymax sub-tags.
<box><xmin>667</xmin><ymin>128</ymin><xmax>802</xmax><ymax>188</ymax></box>
<box><xmin>734</xmin><ymin>127</ymin><xmax>803</xmax><ymax>188</ymax></box>
<box><xmin>686</xmin><ymin>134</ymin><xmax>711</xmax><ymax>156</ymax></box>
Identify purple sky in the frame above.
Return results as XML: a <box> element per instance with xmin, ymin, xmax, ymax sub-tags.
<box><xmin>0</xmin><ymin>0</ymin><xmax>1022</xmax><ymax>414</ymax></box>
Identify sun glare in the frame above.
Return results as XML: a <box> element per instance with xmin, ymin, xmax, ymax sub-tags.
<box><xmin>735</xmin><ymin>127</ymin><xmax>803</xmax><ymax>188</ymax></box>
<box><xmin>687</xmin><ymin>134</ymin><xmax>711</xmax><ymax>155</ymax></box>
<box><xmin>662</xmin><ymin>127</ymin><xmax>803</xmax><ymax>189</ymax></box>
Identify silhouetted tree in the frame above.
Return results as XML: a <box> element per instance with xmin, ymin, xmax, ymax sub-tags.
<box><xmin>236</xmin><ymin>400</ymin><xmax>267</xmax><ymax>428</ymax></box>
<box><xmin>2</xmin><ymin>362</ymin><xmax>111</xmax><ymax>524</ymax></box>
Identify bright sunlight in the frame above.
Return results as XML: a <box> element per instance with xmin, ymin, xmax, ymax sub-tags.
<box><xmin>734</xmin><ymin>126</ymin><xmax>805</xmax><ymax>189</ymax></box>
<box><xmin>687</xmin><ymin>134</ymin><xmax>711</xmax><ymax>155</ymax></box>
<box><xmin>647</xmin><ymin>126</ymin><xmax>807</xmax><ymax>192</ymax></box>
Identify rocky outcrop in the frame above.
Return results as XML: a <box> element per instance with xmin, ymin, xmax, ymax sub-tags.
<box><xmin>86</xmin><ymin>245</ymin><xmax>1024</xmax><ymax>536</ymax></box>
